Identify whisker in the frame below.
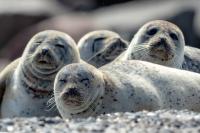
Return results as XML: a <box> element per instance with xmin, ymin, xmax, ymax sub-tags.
<box><xmin>45</xmin><ymin>103</ymin><xmax>57</xmax><ymax>112</ymax></box>
<box><xmin>46</xmin><ymin>97</ymin><xmax>57</xmax><ymax>112</ymax></box>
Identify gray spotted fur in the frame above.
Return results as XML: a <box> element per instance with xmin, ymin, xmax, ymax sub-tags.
<box><xmin>54</xmin><ymin>60</ymin><xmax>200</xmax><ymax>119</ymax></box>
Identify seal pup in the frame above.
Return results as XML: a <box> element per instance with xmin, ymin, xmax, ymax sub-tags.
<box><xmin>78</xmin><ymin>30</ymin><xmax>128</xmax><ymax>67</ymax></box>
<box><xmin>116</xmin><ymin>20</ymin><xmax>200</xmax><ymax>73</ymax></box>
<box><xmin>54</xmin><ymin>61</ymin><xmax>200</xmax><ymax>119</ymax></box>
<box><xmin>0</xmin><ymin>30</ymin><xmax>80</xmax><ymax>118</ymax></box>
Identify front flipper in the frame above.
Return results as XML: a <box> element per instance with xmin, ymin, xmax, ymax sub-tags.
<box><xmin>87</xmin><ymin>38</ymin><xmax>128</xmax><ymax>67</ymax></box>
<box><xmin>182</xmin><ymin>46</ymin><xmax>200</xmax><ymax>73</ymax></box>
<box><xmin>0</xmin><ymin>58</ymin><xmax>20</xmax><ymax>107</ymax></box>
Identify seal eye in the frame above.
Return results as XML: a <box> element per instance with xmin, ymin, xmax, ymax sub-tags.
<box><xmin>34</xmin><ymin>41</ymin><xmax>42</xmax><ymax>47</ymax></box>
<box><xmin>80</xmin><ymin>78</ymin><xmax>89</xmax><ymax>87</ymax></box>
<box><xmin>147</xmin><ymin>28</ymin><xmax>158</xmax><ymax>36</ymax></box>
<box><xmin>170</xmin><ymin>33</ymin><xmax>178</xmax><ymax>41</ymax></box>
<box><xmin>59</xmin><ymin>79</ymin><xmax>67</xmax><ymax>83</ymax></box>
<box><xmin>93</xmin><ymin>37</ymin><xmax>106</xmax><ymax>52</ymax></box>
<box><xmin>55</xmin><ymin>44</ymin><xmax>65</xmax><ymax>49</ymax></box>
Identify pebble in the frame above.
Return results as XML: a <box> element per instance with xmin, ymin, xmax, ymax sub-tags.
<box><xmin>1</xmin><ymin>110</ymin><xmax>200</xmax><ymax>133</ymax></box>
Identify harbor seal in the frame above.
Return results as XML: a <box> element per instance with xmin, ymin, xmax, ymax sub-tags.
<box><xmin>54</xmin><ymin>60</ymin><xmax>200</xmax><ymax>119</ymax></box>
<box><xmin>116</xmin><ymin>20</ymin><xmax>200</xmax><ymax>73</ymax></box>
<box><xmin>117</xmin><ymin>20</ymin><xmax>185</xmax><ymax>68</ymax></box>
<box><xmin>78</xmin><ymin>30</ymin><xmax>128</xmax><ymax>67</ymax></box>
<box><xmin>0</xmin><ymin>30</ymin><xmax>80</xmax><ymax>118</ymax></box>
<box><xmin>182</xmin><ymin>46</ymin><xmax>200</xmax><ymax>73</ymax></box>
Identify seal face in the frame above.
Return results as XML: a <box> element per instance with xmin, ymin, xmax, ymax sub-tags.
<box><xmin>54</xmin><ymin>63</ymin><xmax>105</xmax><ymax>118</ymax></box>
<box><xmin>78</xmin><ymin>30</ymin><xmax>128</xmax><ymax>67</ymax></box>
<box><xmin>0</xmin><ymin>30</ymin><xmax>80</xmax><ymax>118</ymax></box>
<box><xmin>54</xmin><ymin>61</ymin><xmax>200</xmax><ymax>119</ymax></box>
<box><xmin>122</xmin><ymin>20</ymin><xmax>185</xmax><ymax>68</ymax></box>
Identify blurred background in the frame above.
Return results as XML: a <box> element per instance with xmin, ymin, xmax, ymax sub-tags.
<box><xmin>0</xmin><ymin>0</ymin><xmax>200</xmax><ymax>69</ymax></box>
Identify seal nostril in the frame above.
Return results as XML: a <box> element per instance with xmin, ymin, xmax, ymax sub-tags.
<box><xmin>154</xmin><ymin>38</ymin><xmax>168</xmax><ymax>48</ymax></box>
<box><xmin>42</xmin><ymin>49</ymin><xmax>49</xmax><ymax>55</ymax></box>
<box><xmin>160</xmin><ymin>38</ymin><xmax>165</xmax><ymax>43</ymax></box>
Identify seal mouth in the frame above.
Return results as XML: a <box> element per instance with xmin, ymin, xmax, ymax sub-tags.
<box><xmin>33</xmin><ymin>52</ymin><xmax>59</xmax><ymax>71</ymax></box>
<box><xmin>61</xmin><ymin>87</ymin><xmax>84</xmax><ymax>107</ymax></box>
<box><xmin>38</xmin><ymin>60</ymin><xmax>52</xmax><ymax>66</ymax></box>
<box><xmin>149</xmin><ymin>40</ymin><xmax>174</xmax><ymax>61</ymax></box>
<box><xmin>149</xmin><ymin>50</ymin><xmax>174</xmax><ymax>61</ymax></box>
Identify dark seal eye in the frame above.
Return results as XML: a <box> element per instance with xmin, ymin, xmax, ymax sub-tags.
<box><xmin>80</xmin><ymin>78</ymin><xmax>89</xmax><ymax>87</ymax></box>
<box><xmin>59</xmin><ymin>79</ymin><xmax>67</xmax><ymax>83</ymax></box>
<box><xmin>35</xmin><ymin>41</ymin><xmax>42</xmax><ymax>44</ymax></box>
<box><xmin>93</xmin><ymin>37</ymin><xmax>106</xmax><ymax>52</ymax></box>
<box><xmin>147</xmin><ymin>28</ymin><xmax>158</xmax><ymax>36</ymax></box>
<box><xmin>34</xmin><ymin>41</ymin><xmax>42</xmax><ymax>47</ymax></box>
<box><xmin>170</xmin><ymin>33</ymin><xmax>178</xmax><ymax>41</ymax></box>
<box><xmin>55</xmin><ymin>44</ymin><xmax>65</xmax><ymax>49</ymax></box>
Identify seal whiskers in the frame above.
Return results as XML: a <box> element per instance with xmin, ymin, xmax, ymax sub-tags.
<box><xmin>78</xmin><ymin>30</ymin><xmax>128</xmax><ymax>67</ymax></box>
<box><xmin>0</xmin><ymin>30</ymin><xmax>81</xmax><ymax>118</ymax></box>
<box><xmin>116</xmin><ymin>20</ymin><xmax>185</xmax><ymax>68</ymax></box>
<box><xmin>54</xmin><ymin>61</ymin><xmax>200</xmax><ymax>119</ymax></box>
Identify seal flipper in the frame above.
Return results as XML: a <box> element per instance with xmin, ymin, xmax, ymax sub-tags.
<box><xmin>182</xmin><ymin>46</ymin><xmax>200</xmax><ymax>73</ymax></box>
<box><xmin>0</xmin><ymin>58</ymin><xmax>20</xmax><ymax>107</ymax></box>
<box><xmin>87</xmin><ymin>39</ymin><xmax>128</xmax><ymax>67</ymax></box>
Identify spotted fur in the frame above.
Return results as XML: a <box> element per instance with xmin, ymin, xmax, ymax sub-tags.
<box><xmin>116</xmin><ymin>20</ymin><xmax>185</xmax><ymax>68</ymax></box>
<box><xmin>54</xmin><ymin>60</ymin><xmax>200</xmax><ymax>119</ymax></box>
<box><xmin>0</xmin><ymin>30</ymin><xmax>80</xmax><ymax>118</ymax></box>
<box><xmin>78</xmin><ymin>30</ymin><xmax>128</xmax><ymax>67</ymax></box>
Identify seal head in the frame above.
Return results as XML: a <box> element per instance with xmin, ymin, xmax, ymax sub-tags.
<box><xmin>124</xmin><ymin>20</ymin><xmax>185</xmax><ymax>68</ymax></box>
<box><xmin>23</xmin><ymin>30</ymin><xmax>80</xmax><ymax>76</ymax></box>
<box><xmin>78</xmin><ymin>30</ymin><xmax>128</xmax><ymax>67</ymax></box>
<box><xmin>54</xmin><ymin>63</ymin><xmax>105</xmax><ymax>118</ymax></box>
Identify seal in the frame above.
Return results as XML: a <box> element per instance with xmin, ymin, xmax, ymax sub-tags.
<box><xmin>182</xmin><ymin>46</ymin><xmax>200</xmax><ymax>73</ymax></box>
<box><xmin>117</xmin><ymin>20</ymin><xmax>185</xmax><ymax>68</ymax></box>
<box><xmin>0</xmin><ymin>30</ymin><xmax>80</xmax><ymax>118</ymax></box>
<box><xmin>54</xmin><ymin>60</ymin><xmax>200</xmax><ymax>119</ymax></box>
<box><xmin>78</xmin><ymin>30</ymin><xmax>128</xmax><ymax>67</ymax></box>
<box><xmin>116</xmin><ymin>20</ymin><xmax>200</xmax><ymax>73</ymax></box>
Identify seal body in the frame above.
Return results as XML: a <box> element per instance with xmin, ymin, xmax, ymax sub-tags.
<box><xmin>78</xmin><ymin>30</ymin><xmax>128</xmax><ymax>67</ymax></box>
<box><xmin>117</xmin><ymin>20</ymin><xmax>185</xmax><ymax>68</ymax></box>
<box><xmin>182</xmin><ymin>46</ymin><xmax>200</xmax><ymax>73</ymax></box>
<box><xmin>0</xmin><ymin>30</ymin><xmax>80</xmax><ymax>118</ymax></box>
<box><xmin>54</xmin><ymin>61</ymin><xmax>200</xmax><ymax>119</ymax></box>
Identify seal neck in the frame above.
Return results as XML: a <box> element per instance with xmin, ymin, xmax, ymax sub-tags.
<box><xmin>18</xmin><ymin>62</ymin><xmax>55</xmax><ymax>98</ymax></box>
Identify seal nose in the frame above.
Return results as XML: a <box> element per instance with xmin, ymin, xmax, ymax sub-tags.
<box><xmin>154</xmin><ymin>37</ymin><xmax>168</xmax><ymax>49</ymax></box>
<box><xmin>160</xmin><ymin>38</ymin><xmax>166</xmax><ymax>43</ymax></box>
<box><xmin>65</xmin><ymin>88</ymin><xmax>80</xmax><ymax>97</ymax></box>
<box><xmin>41</xmin><ymin>48</ymin><xmax>49</xmax><ymax>55</ymax></box>
<box><xmin>62</xmin><ymin>88</ymin><xmax>82</xmax><ymax>106</ymax></box>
